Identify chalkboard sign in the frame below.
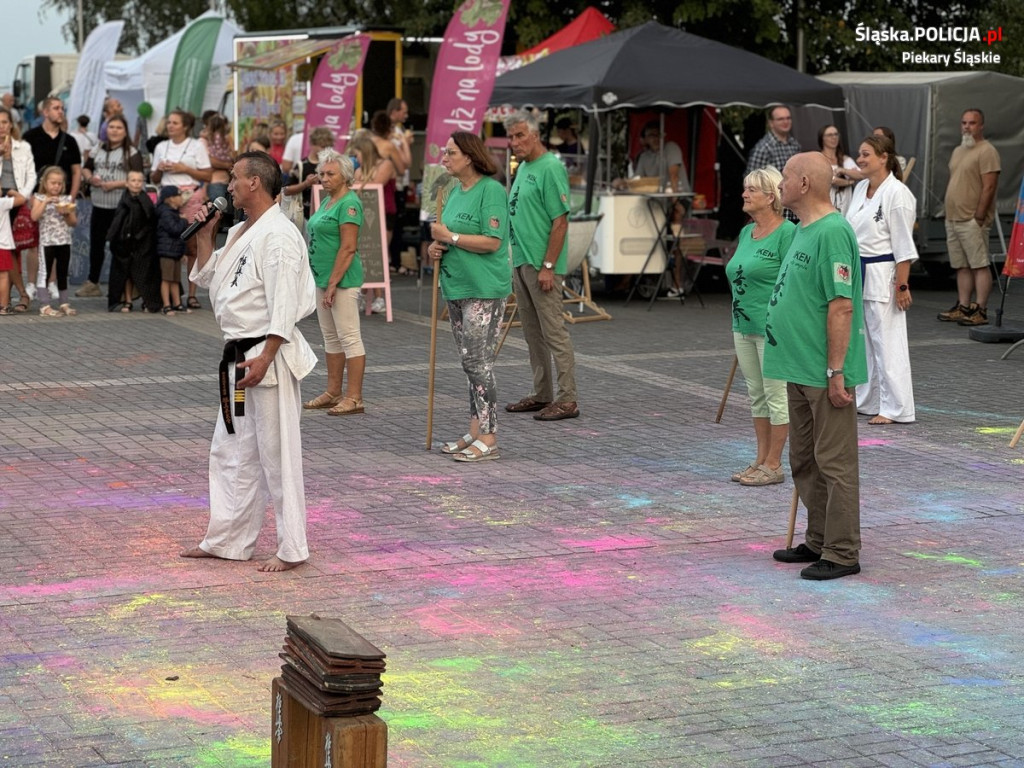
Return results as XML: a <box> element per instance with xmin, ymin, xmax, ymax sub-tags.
<box><xmin>352</xmin><ymin>184</ymin><xmax>388</xmax><ymax>287</ymax></box>
<box><xmin>311</xmin><ymin>182</ymin><xmax>392</xmax><ymax>319</ymax></box>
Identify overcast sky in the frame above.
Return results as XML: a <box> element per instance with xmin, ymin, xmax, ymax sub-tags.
<box><xmin>2</xmin><ymin>6</ymin><xmax>77</xmax><ymax>93</ymax></box>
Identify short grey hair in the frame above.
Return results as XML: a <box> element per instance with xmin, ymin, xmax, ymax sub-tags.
<box><xmin>743</xmin><ymin>165</ymin><xmax>784</xmax><ymax>216</ymax></box>
<box><xmin>503</xmin><ymin>110</ymin><xmax>540</xmax><ymax>135</ymax></box>
<box><xmin>316</xmin><ymin>149</ymin><xmax>355</xmax><ymax>184</ymax></box>
<box><xmin>309</xmin><ymin>126</ymin><xmax>336</xmax><ymax>149</ymax></box>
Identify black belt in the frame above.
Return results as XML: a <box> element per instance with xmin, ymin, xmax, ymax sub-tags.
<box><xmin>219</xmin><ymin>336</ymin><xmax>267</xmax><ymax>434</ymax></box>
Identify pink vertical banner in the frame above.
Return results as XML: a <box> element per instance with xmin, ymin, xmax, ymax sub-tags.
<box><xmin>424</xmin><ymin>0</ymin><xmax>511</xmax><ymax>165</ymax></box>
<box><xmin>304</xmin><ymin>35</ymin><xmax>372</xmax><ymax>156</ymax></box>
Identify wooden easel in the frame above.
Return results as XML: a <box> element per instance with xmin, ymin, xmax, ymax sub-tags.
<box><xmin>561</xmin><ymin>215</ymin><xmax>611</xmax><ymax>324</ymax></box>
<box><xmin>561</xmin><ymin>257</ymin><xmax>612</xmax><ymax>323</ymax></box>
<box><xmin>495</xmin><ymin>293</ymin><xmax>519</xmax><ymax>355</ymax></box>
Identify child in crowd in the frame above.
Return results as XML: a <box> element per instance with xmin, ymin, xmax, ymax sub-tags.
<box><xmin>155</xmin><ymin>185</ymin><xmax>191</xmax><ymax>315</ymax></box>
<box><xmin>107</xmin><ymin>170</ymin><xmax>159</xmax><ymax>312</ymax></box>
<box><xmin>31</xmin><ymin>166</ymin><xmax>78</xmax><ymax>317</ymax></box>
<box><xmin>0</xmin><ymin>188</ymin><xmax>27</xmax><ymax>314</ymax></box>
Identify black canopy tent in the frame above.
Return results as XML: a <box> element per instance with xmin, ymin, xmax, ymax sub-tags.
<box><xmin>489</xmin><ymin>21</ymin><xmax>846</xmax><ymax>212</ymax></box>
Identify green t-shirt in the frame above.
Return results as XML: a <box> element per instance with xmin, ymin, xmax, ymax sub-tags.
<box><xmin>725</xmin><ymin>220</ymin><xmax>795</xmax><ymax>335</ymax></box>
<box><xmin>509</xmin><ymin>151</ymin><xmax>571</xmax><ymax>271</ymax></box>
<box><xmin>307</xmin><ymin>189</ymin><xmax>364</xmax><ymax>289</ymax></box>
<box><xmin>762</xmin><ymin>212</ymin><xmax>867</xmax><ymax>387</ymax></box>
<box><xmin>439</xmin><ymin>176</ymin><xmax>511</xmax><ymax>300</ymax></box>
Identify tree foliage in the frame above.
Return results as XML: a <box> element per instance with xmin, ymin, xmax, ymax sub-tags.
<box><xmin>44</xmin><ymin>0</ymin><xmax>1019</xmax><ymax>80</ymax></box>
<box><xmin>43</xmin><ymin>0</ymin><xmax>211</xmax><ymax>55</ymax></box>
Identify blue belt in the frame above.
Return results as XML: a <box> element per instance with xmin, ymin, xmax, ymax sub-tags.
<box><xmin>860</xmin><ymin>253</ymin><xmax>895</xmax><ymax>282</ymax></box>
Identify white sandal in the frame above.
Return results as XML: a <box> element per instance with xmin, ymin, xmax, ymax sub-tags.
<box><xmin>440</xmin><ymin>433</ymin><xmax>474</xmax><ymax>455</ymax></box>
<box><xmin>452</xmin><ymin>439</ymin><xmax>500</xmax><ymax>463</ymax></box>
<box><xmin>730</xmin><ymin>463</ymin><xmax>758</xmax><ymax>482</ymax></box>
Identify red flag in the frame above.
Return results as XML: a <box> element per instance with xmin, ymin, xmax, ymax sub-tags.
<box><xmin>1004</xmin><ymin>176</ymin><xmax>1024</xmax><ymax>278</ymax></box>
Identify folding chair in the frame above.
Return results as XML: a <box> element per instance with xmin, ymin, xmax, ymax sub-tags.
<box><xmin>681</xmin><ymin>218</ymin><xmax>736</xmax><ymax>307</ymax></box>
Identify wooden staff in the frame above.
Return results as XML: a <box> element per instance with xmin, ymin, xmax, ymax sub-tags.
<box><xmin>1010</xmin><ymin>417</ymin><xmax>1024</xmax><ymax>449</ymax></box>
<box><xmin>715</xmin><ymin>355</ymin><xmax>738</xmax><ymax>423</ymax></box>
<box><xmin>786</xmin><ymin>486</ymin><xmax>799</xmax><ymax>549</ymax></box>
<box><xmin>424</xmin><ymin>188</ymin><xmax>447</xmax><ymax>450</ymax></box>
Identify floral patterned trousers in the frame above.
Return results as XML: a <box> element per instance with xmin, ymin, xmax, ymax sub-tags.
<box><xmin>447</xmin><ymin>297</ymin><xmax>507</xmax><ymax>434</ymax></box>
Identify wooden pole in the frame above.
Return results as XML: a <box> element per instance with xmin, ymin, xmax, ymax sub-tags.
<box><xmin>786</xmin><ymin>486</ymin><xmax>799</xmax><ymax>549</ymax></box>
<box><xmin>425</xmin><ymin>265</ymin><xmax>441</xmax><ymax>450</ymax></box>
<box><xmin>715</xmin><ymin>355</ymin><xmax>738</xmax><ymax>423</ymax></box>
<box><xmin>425</xmin><ymin>190</ymin><xmax>447</xmax><ymax>450</ymax></box>
<box><xmin>495</xmin><ymin>296</ymin><xmax>516</xmax><ymax>357</ymax></box>
<box><xmin>1010</xmin><ymin>417</ymin><xmax>1024</xmax><ymax>448</ymax></box>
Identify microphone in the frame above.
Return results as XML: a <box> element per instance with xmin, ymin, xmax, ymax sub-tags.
<box><xmin>180</xmin><ymin>197</ymin><xmax>228</xmax><ymax>241</ymax></box>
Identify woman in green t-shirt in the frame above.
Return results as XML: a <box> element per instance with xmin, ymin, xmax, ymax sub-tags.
<box><xmin>724</xmin><ymin>166</ymin><xmax>795</xmax><ymax>487</ymax></box>
<box><xmin>301</xmin><ymin>149</ymin><xmax>367</xmax><ymax>416</ymax></box>
<box><xmin>427</xmin><ymin>131</ymin><xmax>511</xmax><ymax>463</ymax></box>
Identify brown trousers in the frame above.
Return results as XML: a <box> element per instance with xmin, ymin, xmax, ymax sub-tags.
<box><xmin>788</xmin><ymin>383</ymin><xmax>862</xmax><ymax>565</ymax></box>
<box><xmin>513</xmin><ymin>264</ymin><xmax>578</xmax><ymax>403</ymax></box>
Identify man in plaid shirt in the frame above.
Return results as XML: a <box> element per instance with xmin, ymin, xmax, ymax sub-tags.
<box><xmin>746</xmin><ymin>105</ymin><xmax>801</xmax><ymax>219</ymax></box>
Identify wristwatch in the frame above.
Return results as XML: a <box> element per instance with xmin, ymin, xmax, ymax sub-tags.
<box><xmin>451</xmin><ymin>233</ymin><xmax>460</xmax><ymax>245</ymax></box>
<box><xmin>897</xmin><ymin>283</ymin><xmax>909</xmax><ymax>292</ymax></box>
<box><xmin>826</xmin><ymin>367</ymin><xmax>843</xmax><ymax>378</ymax></box>
<box><xmin>542</xmin><ymin>261</ymin><xmax>555</xmax><ymax>270</ymax></box>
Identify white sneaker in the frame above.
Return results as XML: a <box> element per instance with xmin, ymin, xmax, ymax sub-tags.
<box><xmin>371</xmin><ymin>297</ymin><xmax>386</xmax><ymax>314</ymax></box>
<box><xmin>25</xmin><ymin>284</ymin><xmax>36</xmax><ymax>301</ymax></box>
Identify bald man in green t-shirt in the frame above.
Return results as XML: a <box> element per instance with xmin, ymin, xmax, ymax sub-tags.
<box><xmin>763</xmin><ymin>152</ymin><xmax>866</xmax><ymax>582</ymax></box>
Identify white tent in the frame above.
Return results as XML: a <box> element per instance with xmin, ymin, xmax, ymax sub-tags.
<box><xmin>806</xmin><ymin>71</ymin><xmax>1024</xmax><ymax>268</ymax></box>
<box><xmin>104</xmin><ymin>11</ymin><xmax>241</xmax><ymax>129</ymax></box>
<box><xmin>812</xmin><ymin>71</ymin><xmax>1024</xmax><ymax>219</ymax></box>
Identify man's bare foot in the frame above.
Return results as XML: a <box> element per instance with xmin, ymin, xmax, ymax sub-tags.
<box><xmin>258</xmin><ymin>556</ymin><xmax>306</xmax><ymax>572</ymax></box>
<box><xmin>180</xmin><ymin>546</ymin><xmax>222</xmax><ymax>559</ymax></box>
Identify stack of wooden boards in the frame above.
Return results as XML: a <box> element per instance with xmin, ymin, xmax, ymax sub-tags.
<box><xmin>272</xmin><ymin>615</ymin><xmax>388</xmax><ymax>768</ymax></box>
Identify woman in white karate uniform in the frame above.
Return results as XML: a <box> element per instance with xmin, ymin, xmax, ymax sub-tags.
<box><xmin>846</xmin><ymin>135</ymin><xmax>917</xmax><ymax>424</ymax></box>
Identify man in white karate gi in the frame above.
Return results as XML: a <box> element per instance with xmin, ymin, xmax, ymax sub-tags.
<box><xmin>181</xmin><ymin>151</ymin><xmax>317</xmax><ymax>572</ymax></box>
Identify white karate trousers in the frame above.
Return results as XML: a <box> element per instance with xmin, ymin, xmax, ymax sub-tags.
<box><xmin>199</xmin><ymin>362</ymin><xmax>309</xmax><ymax>562</ymax></box>
<box><xmin>856</xmin><ymin>298</ymin><xmax>916</xmax><ymax>423</ymax></box>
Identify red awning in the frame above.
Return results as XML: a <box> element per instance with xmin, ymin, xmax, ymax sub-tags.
<box><xmin>520</xmin><ymin>7</ymin><xmax>615</xmax><ymax>57</ymax></box>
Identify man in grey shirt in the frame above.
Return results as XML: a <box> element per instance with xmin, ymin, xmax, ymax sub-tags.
<box><xmin>634</xmin><ymin>121</ymin><xmax>687</xmax><ymax>192</ymax></box>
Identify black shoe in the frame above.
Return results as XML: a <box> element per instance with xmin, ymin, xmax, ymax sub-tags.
<box><xmin>800</xmin><ymin>559</ymin><xmax>861</xmax><ymax>580</ymax></box>
<box><xmin>772</xmin><ymin>543</ymin><xmax>819</xmax><ymax>563</ymax></box>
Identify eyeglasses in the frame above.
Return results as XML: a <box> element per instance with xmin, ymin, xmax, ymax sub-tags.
<box><xmin>823</xmin><ymin>132</ymin><xmax>839</xmax><ymax>137</ymax></box>
<box><xmin>440</xmin><ymin>148</ymin><xmax>462</xmax><ymax>157</ymax></box>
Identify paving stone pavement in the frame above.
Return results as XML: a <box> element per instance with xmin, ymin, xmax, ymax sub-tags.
<box><xmin>1</xmin><ymin>276</ymin><xmax>1023</xmax><ymax>768</ymax></box>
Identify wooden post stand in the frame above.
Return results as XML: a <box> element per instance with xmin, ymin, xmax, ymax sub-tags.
<box><xmin>272</xmin><ymin>677</ymin><xmax>387</xmax><ymax>768</ymax></box>
<box><xmin>272</xmin><ymin>615</ymin><xmax>388</xmax><ymax>768</ymax></box>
